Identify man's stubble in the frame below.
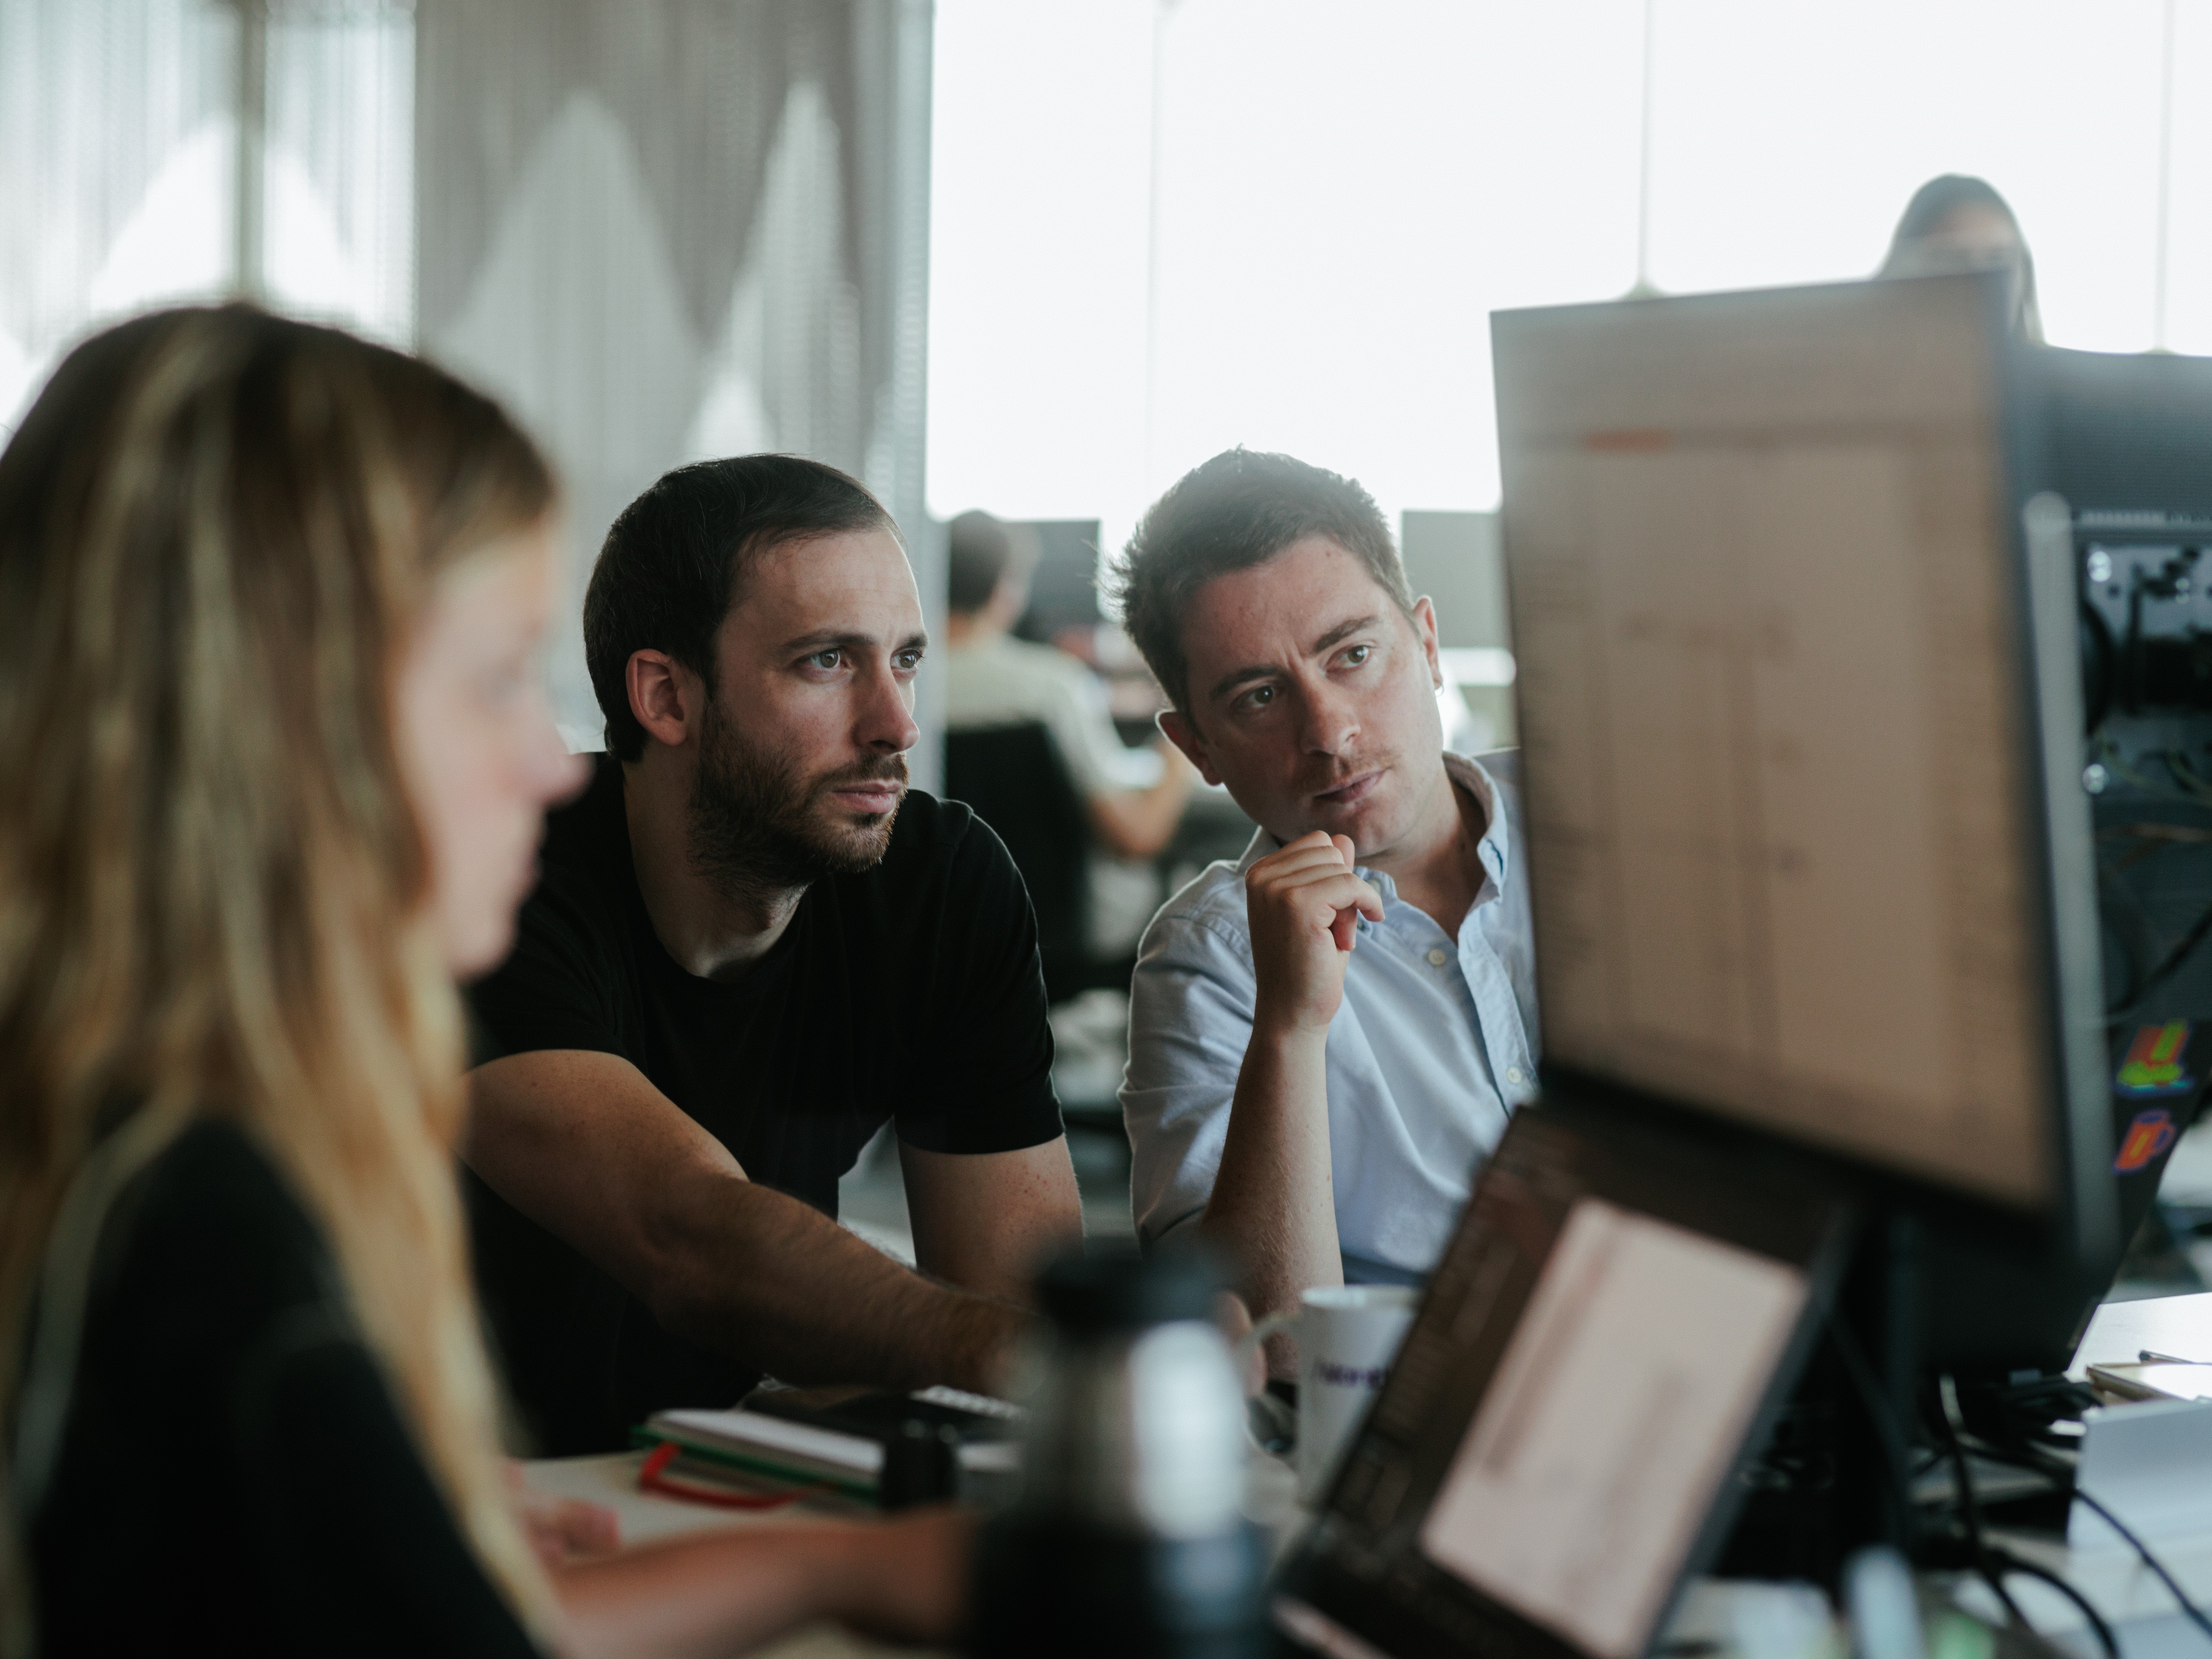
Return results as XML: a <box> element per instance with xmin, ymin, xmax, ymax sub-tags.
<box><xmin>686</xmin><ymin>695</ymin><xmax>906</xmax><ymax>901</ymax></box>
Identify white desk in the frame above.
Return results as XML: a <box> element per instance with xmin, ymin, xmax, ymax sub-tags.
<box><xmin>2074</xmin><ymin>1290</ymin><xmax>2212</xmax><ymax>1372</ymax></box>
<box><xmin>1936</xmin><ymin>1291</ymin><xmax>2212</xmax><ymax>1658</ymax></box>
<box><xmin>520</xmin><ymin>1299</ymin><xmax>2212</xmax><ymax>1659</ymax></box>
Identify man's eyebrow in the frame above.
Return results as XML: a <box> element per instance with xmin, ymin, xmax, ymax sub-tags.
<box><xmin>777</xmin><ymin>628</ymin><xmax>931</xmax><ymax>656</ymax></box>
<box><xmin>1202</xmin><ymin>613</ymin><xmax>1385</xmax><ymax>705</ymax></box>
<box><xmin>1311</xmin><ymin>613</ymin><xmax>1382</xmax><ymax>655</ymax></box>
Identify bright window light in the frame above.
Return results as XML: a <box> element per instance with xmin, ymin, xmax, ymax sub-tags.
<box><xmin>928</xmin><ymin>0</ymin><xmax>2202</xmax><ymax>553</ymax></box>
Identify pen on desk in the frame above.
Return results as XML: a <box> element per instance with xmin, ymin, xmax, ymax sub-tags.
<box><xmin>2140</xmin><ymin>1349</ymin><xmax>2202</xmax><ymax>1364</ymax></box>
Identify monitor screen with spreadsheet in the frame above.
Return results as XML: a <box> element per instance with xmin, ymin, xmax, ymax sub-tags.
<box><xmin>1488</xmin><ymin>272</ymin><xmax>2110</xmax><ymax>1225</ymax></box>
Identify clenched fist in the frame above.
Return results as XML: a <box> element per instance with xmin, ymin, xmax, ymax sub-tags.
<box><xmin>1245</xmin><ymin>831</ymin><xmax>1386</xmax><ymax>1039</ymax></box>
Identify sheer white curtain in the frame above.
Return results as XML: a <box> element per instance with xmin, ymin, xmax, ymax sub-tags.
<box><xmin>263</xmin><ymin>2</ymin><xmax>414</xmax><ymax>342</ymax></box>
<box><xmin>0</xmin><ymin>0</ymin><xmax>413</xmax><ymax>433</ymax></box>
<box><xmin>0</xmin><ymin>0</ymin><xmax>237</xmax><ymax>427</ymax></box>
<box><xmin>415</xmin><ymin>0</ymin><xmax>938</xmax><ymax>771</ymax></box>
<box><xmin>3</xmin><ymin>0</ymin><xmax>936</xmax><ymax>780</ymax></box>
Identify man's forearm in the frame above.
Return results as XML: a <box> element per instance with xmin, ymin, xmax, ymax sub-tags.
<box><xmin>1194</xmin><ymin>1021</ymin><xmax>1343</xmax><ymax>1327</ymax></box>
<box><xmin>642</xmin><ymin>1174</ymin><xmax>1026</xmax><ymax>1394</ymax></box>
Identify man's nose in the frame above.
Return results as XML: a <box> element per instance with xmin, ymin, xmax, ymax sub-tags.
<box><xmin>1294</xmin><ymin>676</ymin><xmax>1358</xmax><ymax>755</ymax></box>
<box><xmin>858</xmin><ymin>659</ymin><xmax>920</xmax><ymax>753</ymax></box>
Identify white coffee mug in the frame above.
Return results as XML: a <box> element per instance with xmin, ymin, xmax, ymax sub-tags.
<box><xmin>1246</xmin><ymin>1284</ymin><xmax>1418</xmax><ymax>1503</ymax></box>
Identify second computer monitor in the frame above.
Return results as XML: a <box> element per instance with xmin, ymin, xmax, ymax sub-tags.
<box><xmin>1491</xmin><ymin>272</ymin><xmax>2110</xmax><ymax>1247</ymax></box>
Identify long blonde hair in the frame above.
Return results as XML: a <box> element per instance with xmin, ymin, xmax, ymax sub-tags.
<box><xmin>0</xmin><ymin>307</ymin><xmax>559</xmax><ymax>1633</ymax></box>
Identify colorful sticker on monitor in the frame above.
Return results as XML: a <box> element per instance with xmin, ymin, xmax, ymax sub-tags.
<box><xmin>2117</xmin><ymin>1021</ymin><xmax>2194</xmax><ymax>1097</ymax></box>
<box><xmin>2116</xmin><ymin>1108</ymin><xmax>2180</xmax><ymax>1174</ymax></box>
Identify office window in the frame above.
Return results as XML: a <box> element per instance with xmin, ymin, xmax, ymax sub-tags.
<box><xmin>929</xmin><ymin>0</ymin><xmax>2208</xmax><ymax>547</ymax></box>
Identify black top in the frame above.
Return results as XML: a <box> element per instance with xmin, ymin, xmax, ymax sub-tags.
<box><xmin>466</xmin><ymin>756</ymin><xmax>1063</xmax><ymax>1453</ymax></box>
<box><xmin>23</xmin><ymin>1122</ymin><xmax>540</xmax><ymax>1659</ymax></box>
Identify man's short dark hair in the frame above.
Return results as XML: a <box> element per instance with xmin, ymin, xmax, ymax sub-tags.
<box><xmin>1104</xmin><ymin>448</ymin><xmax>1414</xmax><ymax>715</ymax></box>
<box><xmin>585</xmin><ymin>455</ymin><xmax>898</xmax><ymax>761</ymax></box>
<box><xmin>947</xmin><ymin>509</ymin><xmax>1015</xmax><ymax>614</ymax></box>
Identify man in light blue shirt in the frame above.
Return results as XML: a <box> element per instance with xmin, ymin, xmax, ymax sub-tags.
<box><xmin>1107</xmin><ymin>449</ymin><xmax>1539</xmax><ymax>1330</ymax></box>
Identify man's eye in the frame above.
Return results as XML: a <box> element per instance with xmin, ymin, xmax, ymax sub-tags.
<box><xmin>805</xmin><ymin>650</ymin><xmax>843</xmax><ymax>671</ymax></box>
<box><xmin>894</xmin><ymin>649</ymin><xmax>924</xmax><ymax>672</ymax></box>
<box><xmin>1238</xmin><ymin>684</ymin><xmax>1275</xmax><ymax>712</ymax></box>
<box><xmin>1342</xmin><ymin>644</ymin><xmax>1372</xmax><ymax>667</ymax></box>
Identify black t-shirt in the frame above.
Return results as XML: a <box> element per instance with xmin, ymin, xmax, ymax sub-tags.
<box><xmin>465</xmin><ymin>755</ymin><xmax>1063</xmax><ymax>1453</ymax></box>
<box><xmin>24</xmin><ymin>1121</ymin><xmax>540</xmax><ymax>1659</ymax></box>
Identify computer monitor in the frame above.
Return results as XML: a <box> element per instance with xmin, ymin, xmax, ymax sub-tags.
<box><xmin>1011</xmin><ymin>518</ymin><xmax>1105</xmax><ymax>645</ymax></box>
<box><xmin>1487</xmin><ymin>272</ymin><xmax>2115</xmax><ymax>1263</ymax></box>
<box><xmin>1913</xmin><ymin>341</ymin><xmax>2212</xmax><ymax>1373</ymax></box>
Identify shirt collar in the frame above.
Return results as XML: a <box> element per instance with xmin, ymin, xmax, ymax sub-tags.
<box><xmin>1445</xmin><ymin>750</ymin><xmax>1512</xmax><ymax>893</ymax></box>
<box><xmin>1230</xmin><ymin>749</ymin><xmax>1512</xmax><ymax>901</ymax></box>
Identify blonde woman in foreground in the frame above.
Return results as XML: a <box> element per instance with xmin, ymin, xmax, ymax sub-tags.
<box><xmin>0</xmin><ymin>306</ymin><xmax>966</xmax><ymax>1656</ymax></box>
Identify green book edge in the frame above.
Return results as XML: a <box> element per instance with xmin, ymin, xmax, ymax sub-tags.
<box><xmin>627</xmin><ymin>1423</ymin><xmax>879</xmax><ymax>1502</ymax></box>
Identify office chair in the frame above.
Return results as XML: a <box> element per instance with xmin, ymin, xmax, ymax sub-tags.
<box><xmin>942</xmin><ymin>722</ymin><xmax>1133</xmax><ymax>1007</ymax></box>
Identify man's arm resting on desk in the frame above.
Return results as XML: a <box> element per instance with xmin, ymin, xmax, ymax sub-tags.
<box><xmin>901</xmin><ymin>1136</ymin><xmax>1082</xmax><ymax>1302</ymax></box>
<box><xmin>1188</xmin><ymin>834</ymin><xmax>1381</xmax><ymax>1354</ymax></box>
<box><xmin>1193</xmin><ymin>1022</ymin><xmax>1344</xmax><ymax>1333</ymax></box>
<box><xmin>463</xmin><ymin>1049</ymin><xmax>1024</xmax><ymax>1393</ymax></box>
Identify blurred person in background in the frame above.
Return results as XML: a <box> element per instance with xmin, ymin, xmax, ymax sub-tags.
<box><xmin>943</xmin><ymin>509</ymin><xmax>1194</xmax><ymax>961</ymax></box>
<box><xmin>463</xmin><ymin>461</ymin><xmax>1083</xmax><ymax>1456</ymax></box>
<box><xmin>1109</xmin><ymin>451</ymin><xmax>1538</xmax><ymax>1355</ymax></box>
<box><xmin>1879</xmin><ymin>172</ymin><xmax>2043</xmax><ymax>341</ymax></box>
<box><xmin>0</xmin><ymin>307</ymin><xmax>966</xmax><ymax>1656</ymax></box>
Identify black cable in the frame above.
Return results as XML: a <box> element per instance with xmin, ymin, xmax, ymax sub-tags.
<box><xmin>1967</xmin><ymin>1436</ymin><xmax>2212</xmax><ymax>1651</ymax></box>
<box><xmin>1982</xmin><ymin>1546</ymin><xmax>2121</xmax><ymax>1659</ymax></box>
<box><xmin>1932</xmin><ymin>1377</ymin><xmax>2029</xmax><ymax>1633</ymax></box>
<box><xmin>2067</xmin><ymin>1483</ymin><xmax>2212</xmax><ymax>1649</ymax></box>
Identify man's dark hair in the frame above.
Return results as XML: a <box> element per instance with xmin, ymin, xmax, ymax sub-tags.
<box><xmin>585</xmin><ymin>455</ymin><xmax>898</xmax><ymax>761</ymax></box>
<box><xmin>947</xmin><ymin>509</ymin><xmax>1015</xmax><ymax>614</ymax></box>
<box><xmin>1104</xmin><ymin>448</ymin><xmax>1414</xmax><ymax>715</ymax></box>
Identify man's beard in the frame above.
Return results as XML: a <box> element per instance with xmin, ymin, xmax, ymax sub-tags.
<box><xmin>687</xmin><ymin>700</ymin><xmax>907</xmax><ymax>900</ymax></box>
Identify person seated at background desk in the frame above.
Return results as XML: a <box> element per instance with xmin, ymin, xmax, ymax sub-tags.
<box><xmin>1112</xmin><ymin>449</ymin><xmax>1538</xmax><ymax>1345</ymax></box>
<box><xmin>943</xmin><ymin>509</ymin><xmax>1193</xmax><ymax>960</ymax></box>
<box><xmin>1879</xmin><ymin>172</ymin><xmax>2042</xmax><ymax>340</ymax></box>
<box><xmin>0</xmin><ymin>307</ymin><xmax>964</xmax><ymax>1656</ymax></box>
<box><xmin>464</xmin><ymin>457</ymin><xmax>1082</xmax><ymax>1454</ymax></box>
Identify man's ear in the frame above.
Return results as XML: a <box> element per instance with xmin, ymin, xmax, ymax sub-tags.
<box><xmin>1411</xmin><ymin>596</ymin><xmax>1443</xmax><ymax>690</ymax></box>
<box><xmin>627</xmin><ymin>649</ymin><xmax>700</xmax><ymax>751</ymax></box>
<box><xmin>1156</xmin><ymin>707</ymin><xmax>1223</xmax><ymax>788</ymax></box>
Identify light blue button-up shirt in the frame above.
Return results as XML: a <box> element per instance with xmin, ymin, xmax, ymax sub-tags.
<box><xmin>1121</xmin><ymin>751</ymin><xmax>1540</xmax><ymax>1283</ymax></box>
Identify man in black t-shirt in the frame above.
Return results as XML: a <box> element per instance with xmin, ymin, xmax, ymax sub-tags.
<box><xmin>464</xmin><ymin>456</ymin><xmax>1082</xmax><ymax>1454</ymax></box>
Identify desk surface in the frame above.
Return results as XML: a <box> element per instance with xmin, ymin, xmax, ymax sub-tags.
<box><xmin>516</xmin><ymin>1297</ymin><xmax>2212</xmax><ymax>1656</ymax></box>
<box><xmin>2074</xmin><ymin>1289</ymin><xmax>2212</xmax><ymax>1373</ymax></box>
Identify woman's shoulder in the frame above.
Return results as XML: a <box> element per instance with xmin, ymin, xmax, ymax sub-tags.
<box><xmin>95</xmin><ymin>1117</ymin><xmax>340</xmax><ymax>1330</ymax></box>
<box><xmin>127</xmin><ymin>1117</ymin><xmax>320</xmax><ymax>1239</ymax></box>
